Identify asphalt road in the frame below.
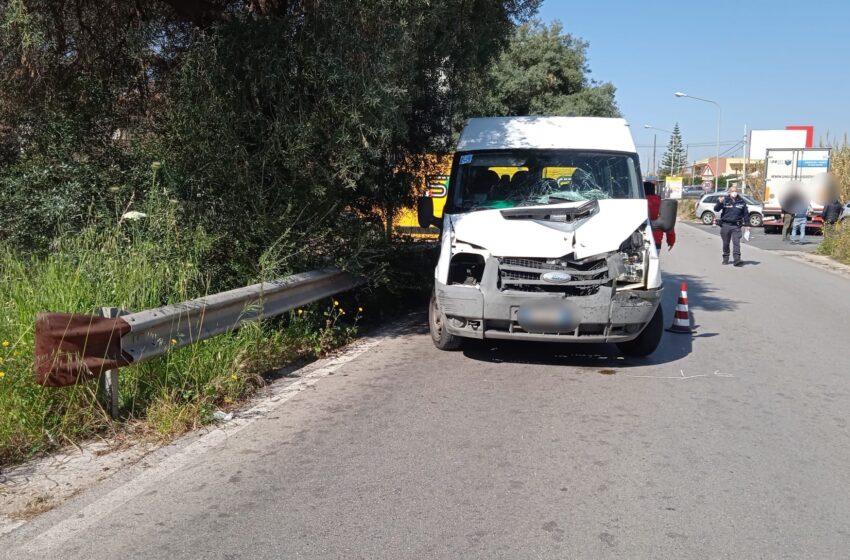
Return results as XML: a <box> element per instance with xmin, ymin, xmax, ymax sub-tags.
<box><xmin>5</xmin><ymin>224</ymin><xmax>850</xmax><ymax>559</ymax></box>
<box><xmin>692</xmin><ymin>220</ymin><xmax>824</xmax><ymax>253</ymax></box>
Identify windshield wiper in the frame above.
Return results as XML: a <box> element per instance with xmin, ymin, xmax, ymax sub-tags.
<box><xmin>546</xmin><ymin>195</ymin><xmax>583</xmax><ymax>204</ymax></box>
<box><xmin>501</xmin><ymin>199</ymin><xmax>599</xmax><ymax>222</ymax></box>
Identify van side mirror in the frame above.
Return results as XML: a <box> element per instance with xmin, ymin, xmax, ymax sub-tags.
<box><xmin>417</xmin><ymin>196</ymin><xmax>435</xmax><ymax>229</ymax></box>
<box><xmin>652</xmin><ymin>199</ymin><xmax>678</xmax><ymax>232</ymax></box>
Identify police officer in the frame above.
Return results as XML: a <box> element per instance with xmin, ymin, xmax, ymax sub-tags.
<box><xmin>714</xmin><ymin>185</ymin><xmax>749</xmax><ymax>266</ymax></box>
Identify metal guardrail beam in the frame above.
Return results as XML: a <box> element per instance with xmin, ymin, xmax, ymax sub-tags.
<box><xmin>35</xmin><ymin>268</ymin><xmax>361</xmax><ymax>390</ymax></box>
<box><xmin>121</xmin><ymin>269</ymin><xmax>360</xmax><ymax>363</ymax></box>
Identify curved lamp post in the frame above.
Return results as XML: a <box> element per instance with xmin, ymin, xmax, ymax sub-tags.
<box><xmin>675</xmin><ymin>92</ymin><xmax>721</xmax><ymax>192</ymax></box>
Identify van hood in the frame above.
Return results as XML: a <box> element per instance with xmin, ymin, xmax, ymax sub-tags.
<box><xmin>449</xmin><ymin>199</ymin><xmax>649</xmax><ymax>259</ymax></box>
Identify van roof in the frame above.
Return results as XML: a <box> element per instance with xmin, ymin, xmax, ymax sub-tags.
<box><xmin>456</xmin><ymin>116</ymin><xmax>636</xmax><ymax>153</ymax></box>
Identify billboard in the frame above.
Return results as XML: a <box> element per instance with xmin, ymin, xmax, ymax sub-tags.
<box><xmin>665</xmin><ymin>176</ymin><xmax>683</xmax><ymax>200</ymax></box>
<box><xmin>748</xmin><ymin>129</ymin><xmax>808</xmax><ymax>160</ymax></box>
<box><xmin>762</xmin><ymin>148</ymin><xmax>831</xmax><ymax>216</ymax></box>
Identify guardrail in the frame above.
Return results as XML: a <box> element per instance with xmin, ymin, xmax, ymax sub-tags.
<box><xmin>35</xmin><ymin>269</ymin><xmax>361</xmax><ymax>417</ymax></box>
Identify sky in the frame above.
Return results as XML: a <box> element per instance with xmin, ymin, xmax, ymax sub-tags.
<box><xmin>536</xmin><ymin>0</ymin><xmax>850</xmax><ymax>172</ymax></box>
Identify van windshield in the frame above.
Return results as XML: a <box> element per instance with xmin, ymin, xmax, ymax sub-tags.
<box><xmin>451</xmin><ymin>150</ymin><xmax>642</xmax><ymax>211</ymax></box>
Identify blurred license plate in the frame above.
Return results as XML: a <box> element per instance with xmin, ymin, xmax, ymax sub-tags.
<box><xmin>517</xmin><ymin>304</ymin><xmax>579</xmax><ymax>332</ymax></box>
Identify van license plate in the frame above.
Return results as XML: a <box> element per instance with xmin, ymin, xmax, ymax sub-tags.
<box><xmin>517</xmin><ymin>303</ymin><xmax>579</xmax><ymax>333</ymax></box>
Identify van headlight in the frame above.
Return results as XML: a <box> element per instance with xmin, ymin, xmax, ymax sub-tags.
<box><xmin>617</xmin><ymin>251</ymin><xmax>645</xmax><ymax>283</ymax></box>
<box><xmin>617</xmin><ymin>231</ymin><xmax>647</xmax><ymax>284</ymax></box>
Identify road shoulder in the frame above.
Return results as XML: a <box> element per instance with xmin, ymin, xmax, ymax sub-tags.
<box><xmin>680</xmin><ymin>222</ymin><xmax>850</xmax><ymax>279</ymax></box>
<box><xmin>0</xmin><ymin>318</ymin><xmax>412</xmax><ymax>540</ymax></box>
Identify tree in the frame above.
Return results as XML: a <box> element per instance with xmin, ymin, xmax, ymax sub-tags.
<box><xmin>0</xmin><ymin>0</ymin><xmax>540</xmax><ymax>260</ymax></box>
<box><xmin>658</xmin><ymin>123</ymin><xmax>687</xmax><ymax>178</ymax></box>
<box><xmin>478</xmin><ymin>20</ymin><xmax>619</xmax><ymax>118</ymax></box>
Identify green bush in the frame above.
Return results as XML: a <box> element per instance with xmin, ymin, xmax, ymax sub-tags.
<box><xmin>818</xmin><ymin>222</ymin><xmax>850</xmax><ymax>264</ymax></box>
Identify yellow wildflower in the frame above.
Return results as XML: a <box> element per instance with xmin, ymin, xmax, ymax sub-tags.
<box><xmin>223</xmin><ymin>397</ymin><xmax>233</xmax><ymax>404</ymax></box>
<box><xmin>297</xmin><ymin>309</ymin><xmax>304</xmax><ymax>316</ymax></box>
<box><xmin>1</xmin><ymin>340</ymin><xmax>9</xmax><ymax>348</ymax></box>
<box><xmin>230</xmin><ymin>374</ymin><xmax>238</xmax><ymax>381</ymax></box>
<box><xmin>170</xmin><ymin>339</ymin><xmax>178</xmax><ymax>345</ymax></box>
<box><xmin>357</xmin><ymin>307</ymin><xmax>363</xmax><ymax>313</ymax></box>
<box><xmin>0</xmin><ymin>371</ymin><xmax>5</xmax><ymax>379</ymax></box>
<box><xmin>333</xmin><ymin>300</ymin><xmax>339</xmax><ymax>307</ymax></box>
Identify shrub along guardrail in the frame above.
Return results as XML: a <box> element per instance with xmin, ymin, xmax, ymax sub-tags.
<box><xmin>34</xmin><ymin>269</ymin><xmax>361</xmax><ymax>417</ymax></box>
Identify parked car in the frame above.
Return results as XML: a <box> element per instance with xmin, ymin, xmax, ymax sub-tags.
<box><xmin>694</xmin><ymin>192</ymin><xmax>764</xmax><ymax>227</ymax></box>
<box><xmin>681</xmin><ymin>185</ymin><xmax>706</xmax><ymax>199</ymax></box>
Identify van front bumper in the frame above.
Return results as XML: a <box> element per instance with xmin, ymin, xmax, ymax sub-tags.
<box><xmin>436</xmin><ymin>281</ymin><xmax>661</xmax><ymax>343</ymax></box>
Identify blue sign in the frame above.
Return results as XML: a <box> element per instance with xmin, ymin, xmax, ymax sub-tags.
<box><xmin>797</xmin><ymin>160</ymin><xmax>829</xmax><ymax>167</ymax></box>
<box><xmin>459</xmin><ymin>154</ymin><xmax>473</xmax><ymax>165</ymax></box>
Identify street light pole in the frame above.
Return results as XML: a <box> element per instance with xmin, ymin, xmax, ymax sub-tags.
<box><xmin>674</xmin><ymin>92</ymin><xmax>722</xmax><ymax>192</ymax></box>
<box><xmin>644</xmin><ymin>124</ymin><xmax>674</xmax><ymax>177</ymax></box>
<box><xmin>652</xmin><ymin>133</ymin><xmax>657</xmax><ymax>174</ymax></box>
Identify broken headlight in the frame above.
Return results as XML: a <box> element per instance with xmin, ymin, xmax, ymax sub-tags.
<box><xmin>617</xmin><ymin>230</ymin><xmax>647</xmax><ymax>284</ymax></box>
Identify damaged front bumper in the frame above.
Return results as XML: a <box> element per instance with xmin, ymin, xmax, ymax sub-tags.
<box><xmin>436</xmin><ymin>256</ymin><xmax>661</xmax><ymax>343</ymax></box>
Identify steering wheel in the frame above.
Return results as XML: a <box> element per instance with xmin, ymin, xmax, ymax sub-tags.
<box><xmin>539</xmin><ymin>178</ymin><xmax>560</xmax><ymax>193</ymax></box>
<box><xmin>572</xmin><ymin>169</ymin><xmax>600</xmax><ymax>194</ymax></box>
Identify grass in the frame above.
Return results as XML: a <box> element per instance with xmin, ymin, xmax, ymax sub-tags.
<box><xmin>817</xmin><ymin>221</ymin><xmax>850</xmax><ymax>264</ymax></box>
<box><xmin>815</xmin><ymin>145</ymin><xmax>850</xmax><ymax>264</ymax></box>
<box><xmin>676</xmin><ymin>199</ymin><xmax>697</xmax><ymax>222</ymax></box>
<box><xmin>0</xmin><ymin>209</ymin><xmax>361</xmax><ymax>466</ymax></box>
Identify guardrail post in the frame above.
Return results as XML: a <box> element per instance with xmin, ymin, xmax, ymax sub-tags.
<box><xmin>98</xmin><ymin>307</ymin><xmax>127</xmax><ymax>419</ymax></box>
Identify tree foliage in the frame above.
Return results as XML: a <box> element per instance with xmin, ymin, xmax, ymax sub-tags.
<box><xmin>478</xmin><ymin>20</ymin><xmax>619</xmax><ymax>118</ymax></box>
<box><xmin>0</xmin><ymin>1</ymin><xmax>542</xmax><ymax>261</ymax></box>
<box><xmin>658</xmin><ymin>123</ymin><xmax>687</xmax><ymax>178</ymax></box>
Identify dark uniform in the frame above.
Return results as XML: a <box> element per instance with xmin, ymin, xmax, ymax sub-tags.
<box><xmin>714</xmin><ymin>195</ymin><xmax>749</xmax><ymax>265</ymax></box>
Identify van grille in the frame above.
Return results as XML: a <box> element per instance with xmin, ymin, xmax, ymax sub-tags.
<box><xmin>498</xmin><ymin>256</ymin><xmax>609</xmax><ymax>294</ymax></box>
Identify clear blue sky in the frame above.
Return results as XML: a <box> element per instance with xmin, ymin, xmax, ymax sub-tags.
<box><xmin>537</xmin><ymin>0</ymin><xmax>849</xmax><ymax>171</ymax></box>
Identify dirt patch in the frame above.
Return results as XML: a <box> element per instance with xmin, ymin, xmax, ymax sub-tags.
<box><xmin>0</xmin><ymin>437</ymin><xmax>159</xmax><ymax>529</ymax></box>
<box><xmin>777</xmin><ymin>251</ymin><xmax>850</xmax><ymax>280</ymax></box>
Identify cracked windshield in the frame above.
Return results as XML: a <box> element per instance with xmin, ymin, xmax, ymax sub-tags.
<box><xmin>454</xmin><ymin>150</ymin><xmax>641</xmax><ymax>210</ymax></box>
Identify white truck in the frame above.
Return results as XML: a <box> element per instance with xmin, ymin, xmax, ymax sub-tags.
<box><xmin>417</xmin><ymin>116</ymin><xmax>677</xmax><ymax>357</ymax></box>
<box><xmin>762</xmin><ymin>148</ymin><xmax>832</xmax><ymax>219</ymax></box>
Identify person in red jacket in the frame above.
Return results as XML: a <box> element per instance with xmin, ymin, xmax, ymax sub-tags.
<box><xmin>643</xmin><ymin>181</ymin><xmax>676</xmax><ymax>251</ymax></box>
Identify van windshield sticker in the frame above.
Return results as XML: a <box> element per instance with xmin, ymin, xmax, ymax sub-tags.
<box><xmin>459</xmin><ymin>154</ymin><xmax>473</xmax><ymax>165</ymax></box>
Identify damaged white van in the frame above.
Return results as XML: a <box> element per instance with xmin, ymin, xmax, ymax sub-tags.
<box><xmin>417</xmin><ymin>116</ymin><xmax>677</xmax><ymax>356</ymax></box>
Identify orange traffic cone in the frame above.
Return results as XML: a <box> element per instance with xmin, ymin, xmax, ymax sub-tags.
<box><xmin>666</xmin><ymin>282</ymin><xmax>692</xmax><ymax>334</ymax></box>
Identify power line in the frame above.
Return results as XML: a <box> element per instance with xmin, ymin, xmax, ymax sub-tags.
<box><xmin>635</xmin><ymin>140</ymin><xmax>740</xmax><ymax>148</ymax></box>
<box><xmin>718</xmin><ymin>140</ymin><xmax>745</xmax><ymax>157</ymax></box>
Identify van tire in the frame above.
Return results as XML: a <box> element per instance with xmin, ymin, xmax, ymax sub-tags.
<box><xmin>616</xmin><ymin>305</ymin><xmax>663</xmax><ymax>358</ymax></box>
<box><xmin>429</xmin><ymin>291</ymin><xmax>462</xmax><ymax>351</ymax></box>
<box><xmin>701</xmin><ymin>211</ymin><xmax>715</xmax><ymax>225</ymax></box>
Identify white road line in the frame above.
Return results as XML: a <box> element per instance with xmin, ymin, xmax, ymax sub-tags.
<box><xmin>15</xmin><ymin>333</ymin><xmax>389</xmax><ymax>555</ymax></box>
<box><xmin>625</xmin><ymin>369</ymin><xmax>734</xmax><ymax>381</ymax></box>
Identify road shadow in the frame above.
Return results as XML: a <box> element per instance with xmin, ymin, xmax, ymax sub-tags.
<box><xmin>461</xmin><ymin>292</ymin><xmax>699</xmax><ymax>368</ymax></box>
<box><xmin>664</xmin><ymin>272</ymin><xmax>740</xmax><ymax>312</ymax></box>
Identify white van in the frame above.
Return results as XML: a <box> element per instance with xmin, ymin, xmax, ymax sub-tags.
<box><xmin>417</xmin><ymin>116</ymin><xmax>677</xmax><ymax>357</ymax></box>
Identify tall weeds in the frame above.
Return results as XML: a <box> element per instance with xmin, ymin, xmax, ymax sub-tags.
<box><xmin>0</xmin><ymin>199</ymin><xmax>360</xmax><ymax>465</ymax></box>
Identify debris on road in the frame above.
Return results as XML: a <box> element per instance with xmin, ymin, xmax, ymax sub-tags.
<box><xmin>212</xmin><ymin>411</ymin><xmax>234</xmax><ymax>422</ymax></box>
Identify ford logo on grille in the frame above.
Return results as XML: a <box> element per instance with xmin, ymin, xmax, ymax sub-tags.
<box><xmin>541</xmin><ymin>271</ymin><xmax>572</xmax><ymax>284</ymax></box>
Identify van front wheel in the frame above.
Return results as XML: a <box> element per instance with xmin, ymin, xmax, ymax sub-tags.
<box><xmin>429</xmin><ymin>291</ymin><xmax>462</xmax><ymax>351</ymax></box>
<box><xmin>616</xmin><ymin>305</ymin><xmax>664</xmax><ymax>357</ymax></box>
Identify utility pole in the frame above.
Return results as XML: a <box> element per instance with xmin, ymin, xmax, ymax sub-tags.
<box><xmin>652</xmin><ymin>134</ymin><xmax>657</xmax><ymax>175</ymax></box>
<box><xmin>742</xmin><ymin>124</ymin><xmax>748</xmax><ymax>195</ymax></box>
